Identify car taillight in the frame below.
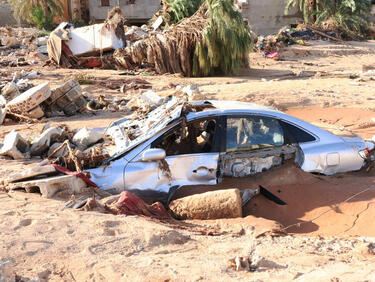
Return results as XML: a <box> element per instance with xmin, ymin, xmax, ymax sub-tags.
<box><xmin>359</xmin><ymin>148</ymin><xmax>370</xmax><ymax>159</ymax></box>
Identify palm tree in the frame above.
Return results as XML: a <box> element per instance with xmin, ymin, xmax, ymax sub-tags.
<box><xmin>9</xmin><ymin>0</ymin><xmax>62</xmax><ymax>28</ymax></box>
<box><xmin>285</xmin><ymin>0</ymin><xmax>371</xmax><ymax>36</ymax></box>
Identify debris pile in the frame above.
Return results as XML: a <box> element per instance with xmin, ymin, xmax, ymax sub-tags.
<box><xmin>0</xmin><ymin>78</ymin><xmax>88</xmax><ymax>124</ymax></box>
<box><xmin>0</xmin><ymin>26</ymin><xmax>49</xmax><ymax>67</ymax></box>
<box><xmin>0</xmin><ymin>124</ymin><xmax>110</xmax><ymax>171</ymax></box>
<box><xmin>47</xmin><ymin>9</ymin><xmax>126</xmax><ymax>69</ymax></box>
<box><xmin>48</xmin><ymin>2</ymin><xmax>251</xmax><ymax>77</ymax></box>
<box><xmin>255</xmin><ymin>25</ymin><xmax>349</xmax><ymax>57</ymax></box>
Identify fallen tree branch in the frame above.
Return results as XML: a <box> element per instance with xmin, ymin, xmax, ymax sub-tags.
<box><xmin>48</xmin><ymin>140</ymin><xmax>82</xmax><ymax>172</ymax></box>
<box><xmin>306</xmin><ymin>26</ymin><xmax>343</xmax><ymax>42</ymax></box>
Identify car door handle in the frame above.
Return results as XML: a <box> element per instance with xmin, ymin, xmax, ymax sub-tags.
<box><xmin>193</xmin><ymin>167</ymin><xmax>214</xmax><ymax>176</ymax></box>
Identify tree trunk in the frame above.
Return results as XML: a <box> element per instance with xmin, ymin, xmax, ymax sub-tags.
<box><xmin>42</xmin><ymin>0</ymin><xmax>49</xmax><ymax>17</ymax></box>
<box><xmin>311</xmin><ymin>0</ymin><xmax>316</xmax><ymax>24</ymax></box>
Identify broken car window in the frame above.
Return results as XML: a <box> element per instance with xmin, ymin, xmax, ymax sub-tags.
<box><xmin>152</xmin><ymin>118</ymin><xmax>218</xmax><ymax>156</ymax></box>
<box><xmin>226</xmin><ymin>116</ymin><xmax>284</xmax><ymax>151</ymax></box>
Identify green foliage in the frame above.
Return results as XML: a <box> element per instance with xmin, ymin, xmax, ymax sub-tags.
<box><xmin>163</xmin><ymin>0</ymin><xmax>203</xmax><ymax>24</ymax></box>
<box><xmin>192</xmin><ymin>0</ymin><xmax>252</xmax><ymax>76</ymax></box>
<box><xmin>30</xmin><ymin>6</ymin><xmax>54</xmax><ymax>30</ymax></box>
<box><xmin>8</xmin><ymin>0</ymin><xmax>62</xmax><ymax>30</ymax></box>
<box><xmin>285</xmin><ymin>0</ymin><xmax>371</xmax><ymax>35</ymax></box>
<box><xmin>316</xmin><ymin>0</ymin><xmax>371</xmax><ymax>35</ymax></box>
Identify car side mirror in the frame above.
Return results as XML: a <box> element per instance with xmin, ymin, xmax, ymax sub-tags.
<box><xmin>141</xmin><ymin>148</ymin><xmax>166</xmax><ymax>162</ymax></box>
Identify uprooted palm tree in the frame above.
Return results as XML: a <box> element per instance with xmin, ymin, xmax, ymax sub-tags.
<box><xmin>9</xmin><ymin>0</ymin><xmax>62</xmax><ymax>30</ymax></box>
<box><xmin>114</xmin><ymin>0</ymin><xmax>252</xmax><ymax>77</ymax></box>
<box><xmin>161</xmin><ymin>0</ymin><xmax>203</xmax><ymax>25</ymax></box>
<box><xmin>285</xmin><ymin>0</ymin><xmax>371</xmax><ymax>36</ymax></box>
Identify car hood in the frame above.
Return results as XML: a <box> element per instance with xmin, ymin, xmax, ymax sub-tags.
<box><xmin>104</xmin><ymin>96</ymin><xmax>183</xmax><ymax>162</ymax></box>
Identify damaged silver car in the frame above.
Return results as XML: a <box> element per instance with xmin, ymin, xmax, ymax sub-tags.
<box><xmin>88</xmin><ymin>99</ymin><xmax>374</xmax><ymax>197</ymax></box>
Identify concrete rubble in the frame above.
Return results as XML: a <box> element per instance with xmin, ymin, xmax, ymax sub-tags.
<box><xmin>0</xmin><ymin>79</ymin><xmax>88</xmax><ymax>124</ymax></box>
<box><xmin>72</xmin><ymin>127</ymin><xmax>103</xmax><ymax>149</ymax></box>
<box><xmin>6</xmin><ymin>82</ymin><xmax>51</xmax><ymax>114</ymax></box>
<box><xmin>30</xmin><ymin>127</ymin><xmax>64</xmax><ymax>156</ymax></box>
<box><xmin>8</xmin><ymin>174</ymin><xmax>89</xmax><ymax>199</ymax></box>
<box><xmin>0</xmin><ymin>130</ymin><xmax>30</xmax><ymax>159</ymax></box>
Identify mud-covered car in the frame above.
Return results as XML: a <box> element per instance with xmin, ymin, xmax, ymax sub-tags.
<box><xmin>88</xmin><ymin>99</ymin><xmax>374</xmax><ymax>197</ymax></box>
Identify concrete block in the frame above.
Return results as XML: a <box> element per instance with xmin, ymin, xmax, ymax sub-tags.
<box><xmin>0</xmin><ymin>130</ymin><xmax>30</xmax><ymax>159</ymax></box>
<box><xmin>72</xmin><ymin>127</ymin><xmax>103</xmax><ymax>149</ymax></box>
<box><xmin>8</xmin><ymin>174</ymin><xmax>88</xmax><ymax>199</ymax></box>
<box><xmin>8</xmin><ymin>165</ymin><xmax>56</xmax><ymax>183</ymax></box>
<box><xmin>169</xmin><ymin>189</ymin><xmax>242</xmax><ymax>220</ymax></box>
<box><xmin>30</xmin><ymin>127</ymin><xmax>64</xmax><ymax>156</ymax></box>
<box><xmin>46</xmin><ymin>79</ymin><xmax>86</xmax><ymax>116</ymax></box>
<box><xmin>7</xmin><ymin>82</ymin><xmax>50</xmax><ymax>114</ymax></box>
<box><xmin>26</xmin><ymin>105</ymin><xmax>44</xmax><ymax>119</ymax></box>
<box><xmin>0</xmin><ymin>107</ymin><xmax>6</xmax><ymax>125</ymax></box>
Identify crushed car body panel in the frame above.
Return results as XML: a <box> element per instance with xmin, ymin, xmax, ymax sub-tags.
<box><xmin>86</xmin><ymin>99</ymin><xmax>372</xmax><ymax>194</ymax></box>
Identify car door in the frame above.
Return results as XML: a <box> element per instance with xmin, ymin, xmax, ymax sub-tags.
<box><xmin>123</xmin><ymin>117</ymin><xmax>223</xmax><ymax>194</ymax></box>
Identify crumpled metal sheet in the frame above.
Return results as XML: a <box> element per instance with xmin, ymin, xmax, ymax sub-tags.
<box><xmin>106</xmin><ymin>96</ymin><xmax>183</xmax><ymax>155</ymax></box>
<box><xmin>220</xmin><ymin>145</ymin><xmax>296</xmax><ymax>178</ymax></box>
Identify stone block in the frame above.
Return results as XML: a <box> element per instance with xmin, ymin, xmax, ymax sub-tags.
<box><xmin>169</xmin><ymin>188</ymin><xmax>242</xmax><ymax>220</ymax></box>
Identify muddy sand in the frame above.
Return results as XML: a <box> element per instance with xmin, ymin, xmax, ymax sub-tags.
<box><xmin>2</xmin><ymin>40</ymin><xmax>375</xmax><ymax>280</ymax></box>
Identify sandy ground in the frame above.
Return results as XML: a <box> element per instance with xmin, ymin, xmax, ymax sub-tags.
<box><xmin>2</xmin><ymin>40</ymin><xmax>375</xmax><ymax>280</ymax></box>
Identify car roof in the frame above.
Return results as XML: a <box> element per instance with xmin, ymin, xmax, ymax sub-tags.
<box><xmin>186</xmin><ymin>100</ymin><xmax>281</xmax><ymax>120</ymax></box>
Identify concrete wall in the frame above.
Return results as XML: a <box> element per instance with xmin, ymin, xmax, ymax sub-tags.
<box><xmin>88</xmin><ymin>0</ymin><xmax>162</xmax><ymax>23</ymax></box>
<box><xmin>238</xmin><ymin>0</ymin><xmax>302</xmax><ymax>35</ymax></box>
<box><xmin>0</xmin><ymin>3</ymin><xmax>18</xmax><ymax>26</ymax></box>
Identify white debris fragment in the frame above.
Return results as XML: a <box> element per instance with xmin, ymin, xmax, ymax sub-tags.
<box><xmin>30</xmin><ymin>127</ymin><xmax>64</xmax><ymax>156</ymax></box>
<box><xmin>72</xmin><ymin>127</ymin><xmax>103</xmax><ymax>149</ymax></box>
<box><xmin>152</xmin><ymin>16</ymin><xmax>163</xmax><ymax>30</ymax></box>
<box><xmin>0</xmin><ymin>96</ymin><xmax>6</xmax><ymax>107</ymax></box>
<box><xmin>0</xmin><ymin>130</ymin><xmax>30</xmax><ymax>159</ymax></box>
<box><xmin>137</xmin><ymin>90</ymin><xmax>162</xmax><ymax>110</ymax></box>
<box><xmin>8</xmin><ymin>165</ymin><xmax>56</xmax><ymax>183</ymax></box>
<box><xmin>0</xmin><ymin>108</ymin><xmax>6</xmax><ymax>125</ymax></box>
<box><xmin>35</xmin><ymin>36</ymin><xmax>48</xmax><ymax>46</ymax></box>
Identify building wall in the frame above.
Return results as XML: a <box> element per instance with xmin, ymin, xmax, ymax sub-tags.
<box><xmin>0</xmin><ymin>3</ymin><xmax>18</xmax><ymax>26</ymax></box>
<box><xmin>239</xmin><ymin>0</ymin><xmax>302</xmax><ymax>35</ymax></box>
<box><xmin>88</xmin><ymin>0</ymin><xmax>162</xmax><ymax>23</ymax></box>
